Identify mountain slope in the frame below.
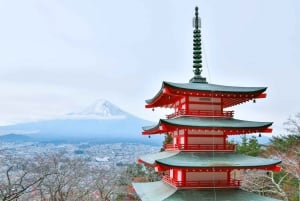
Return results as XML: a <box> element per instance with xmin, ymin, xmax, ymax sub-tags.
<box><xmin>0</xmin><ymin>100</ymin><xmax>163</xmax><ymax>145</ymax></box>
<box><xmin>0</xmin><ymin>134</ymin><xmax>31</xmax><ymax>142</ymax></box>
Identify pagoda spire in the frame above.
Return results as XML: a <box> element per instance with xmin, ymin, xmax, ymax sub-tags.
<box><xmin>189</xmin><ymin>6</ymin><xmax>207</xmax><ymax>83</ymax></box>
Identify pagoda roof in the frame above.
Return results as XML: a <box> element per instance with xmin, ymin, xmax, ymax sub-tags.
<box><xmin>143</xmin><ymin>117</ymin><xmax>272</xmax><ymax>134</ymax></box>
<box><xmin>132</xmin><ymin>180</ymin><xmax>176</xmax><ymax>201</ymax></box>
<box><xmin>145</xmin><ymin>81</ymin><xmax>267</xmax><ymax>108</ymax></box>
<box><xmin>132</xmin><ymin>181</ymin><xmax>281</xmax><ymax>201</ymax></box>
<box><xmin>164</xmin><ymin>81</ymin><xmax>266</xmax><ymax>93</ymax></box>
<box><xmin>139</xmin><ymin>151</ymin><xmax>281</xmax><ymax>168</ymax></box>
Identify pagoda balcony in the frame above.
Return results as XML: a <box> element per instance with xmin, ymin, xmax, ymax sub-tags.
<box><xmin>166</xmin><ymin>109</ymin><xmax>234</xmax><ymax>119</ymax></box>
<box><xmin>164</xmin><ymin>144</ymin><xmax>236</xmax><ymax>152</ymax></box>
<box><xmin>163</xmin><ymin>176</ymin><xmax>241</xmax><ymax>189</ymax></box>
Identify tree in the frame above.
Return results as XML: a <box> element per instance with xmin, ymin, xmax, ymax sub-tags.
<box><xmin>252</xmin><ymin>113</ymin><xmax>300</xmax><ymax>201</ymax></box>
<box><xmin>279</xmin><ymin>145</ymin><xmax>300</xmax><ymax>201</ymax></box>
<box><xmin>234</xmin><ymin>135</ymin><xmax>289</xmax><ymax>200</ymax></box>
<box><xmin>118</xmin><ymin>164</ymin><xmax>161</xmax><ymax>201</ymax></box>
<box><xmin>241</xmin><ymin>170</ymin><xmax>289</xmax><ymax>201</ymax></box>
<box><xmin>0</xmin><ymin>155</ymin><xmax>50</xmax><ymax>201</ymax></box>
<box><xmin>236</xmin><ymin>135</ymin><xmax>261</xmax><ymax>156</ymax></box>
<box><xmin>160</xmin><ymin>134</ymin><xmax>173</xmax><ymax>152</ymax></box>
<box><xmin>270</xmin><ymin>113</ymin><xmax>300</xmax><ymax>201</ymax></box>
<box><xmin>1</xmin><ymin>150</ymin><xmax>150</xmax><ymax>201</ymax></box>
<box><xmin>270</xmin><ymin>134</ymin><xmax>300</xmax><ymax>153</ymax></box>
<box><xmin>284</xmin><ymin>113</ymin><xmax>300</xmax><ymax>135</ymax></box>
<box><xmin>268</xmin><ymin>135</ymin><xmax>300</xmax><ymax>201</ymax></box>
<box><xmin>89</xmin><ymin>167</ymin><xmax>119</xmax><ymax>201</ymax></box>
<box><xmin>33</xmin><ymin>153</ymin><xmax>90</xmax><ymax>201</ymax></box>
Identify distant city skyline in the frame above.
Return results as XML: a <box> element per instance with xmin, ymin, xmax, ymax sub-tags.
<box><xmin>0</xmin><ymin>0</ymin><xmax>299</xmax><ymax>136</ymax></box>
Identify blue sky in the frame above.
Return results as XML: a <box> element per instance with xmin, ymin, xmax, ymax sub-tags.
<box><xmin>0</xmin><ymin>0</ymin><xmax>299</xmax><ymax>135</ymax></box>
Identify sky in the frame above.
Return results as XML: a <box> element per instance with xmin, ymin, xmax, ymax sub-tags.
<box><xmin>0</xmin><ymin>0</ymin><xmax>299</xmax><ymax>135</ymax></box>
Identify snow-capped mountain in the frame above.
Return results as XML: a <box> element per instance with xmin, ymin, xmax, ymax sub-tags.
<box><xmin>66</xmin><ymin>99</ymin><xmax>127</xmax><ymax>119</ymax></box>
<box><xmin>0</xmin><ymin>100</ymin><xmax>162</xmax><ymax>145</ymax></box>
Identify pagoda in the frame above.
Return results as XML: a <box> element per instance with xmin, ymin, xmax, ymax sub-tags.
<box><xmin>133</xmin><ymin>7</ymin><xmax>282</xmax><ymax>201</ymax></box>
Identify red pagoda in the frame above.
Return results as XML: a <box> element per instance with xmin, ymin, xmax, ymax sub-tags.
<box><xmin>133</xmin><ymin>7</ymin><xmax>281</xmax><ymax>201</ymax></box>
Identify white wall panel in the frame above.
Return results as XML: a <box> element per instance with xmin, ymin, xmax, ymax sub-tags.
<box><xmin>186</xmin><ymin>172</ymin><xmax>227</xmax><ymax>181</ymax></box>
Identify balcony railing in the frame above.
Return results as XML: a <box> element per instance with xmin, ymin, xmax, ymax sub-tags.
<box><xmin>166</xmin><ymin>109</ymin><xmax>234</xmax><ymax>119</ymax></box>
<box><xmin>163</xmin><ymin>176</ymin><xmax>241</xmax><ymax>188</ymax></box>
<box><xmin>164</xmin><ymin>144</ymin><xmax>236</xmax><ymax>152</ymax></box>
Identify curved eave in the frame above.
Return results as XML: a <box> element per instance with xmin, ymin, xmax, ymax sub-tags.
<box><xmin>133</xmin><ymin>181</ymin><xmax>282</xmax><ymax>201</ymax></box>
<box><xmin>164</xmin><ymin>188</ymin><xmax>282</xmax><ymax>201</ymax></box>
<box><xmin>164</xmin><ymin>81</ymin><xmax>267</xmax><ymax>94</ymax></box>
<box><xmin>145</xmin><ymin>81</ymin><xmax>267</xmax><ymax>108</ymax></box>
<box><xmin>138</xmin><ymin>151</ymin><xmax>281</xmax><ymax>169</ymax></box>
<box><xmin>142</xmin><ymin>117</ymin><xmax>272</xmax><ymax>135</ymax></box>
<box><xmin>145</xmin><ymin>83</ymin><xmax>180</xmax><ymax>109</ymax></box>
<box><xmin>132</xmin><ymin>181</ymin><xmax>176</xmax><ymax>201</ymax></box>
<box><xmin>138</xmin><ymin>151</ymin><xmax>180</xmax><ymax>166</ymax></box>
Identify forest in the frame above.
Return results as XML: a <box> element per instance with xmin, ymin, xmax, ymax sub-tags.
<box><xmin>235</xmin><ymin>113</ymin><xmax>300</xmax><ymax>201</ymax></box>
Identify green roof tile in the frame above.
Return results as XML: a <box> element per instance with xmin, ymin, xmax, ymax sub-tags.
<box><xmin>143</xmin><ymin>117</ymin><xmax>272</xmax><ymax>132</ymax></box>
<box><xmin>164</xmin><ymin>81</ymin><xmax>267</xmax><ymax>93</ymax></box>
<box><xmin>139</xmin><ymin>151</ymin><xmax>281</xmax><ymax>168</ymax></box>
<box><xmin>146</xmin><ymin>81</ymin><xmax>266</xmax><ymax>104</ymax></box>
<box><xmin>133</xmin><ymin>181</ymin><xmax>176</xmax><ymax>201</ymax></box>
<box><xmin>133</xmin><ymin>181</ymin><xmax>281</xmax><ymax>201</ymax></box>
<box><xmin>165</xmin><ymin>188</ymin><xmax>282</xmax><ymax>201</ymax></box>
<box><xmin>139</xmin><ymin>151</ymin><xmax>179</xmax><ymax>165</ymax></box>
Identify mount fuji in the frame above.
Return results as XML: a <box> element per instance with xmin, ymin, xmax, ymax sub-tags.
<box><xmin>66</xmin><ymin>99</ymin><xmax>128</xmax><ymax>119</ymax></box>
<box><xmin>0</xmin><ymin>99</ymin><xmax>162</xmax><ymax>145</ymax></box>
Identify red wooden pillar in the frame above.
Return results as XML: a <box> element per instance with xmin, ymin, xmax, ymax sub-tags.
<box><xmin>227</xmin><ymin>170</ymin><xmax>231</xmax><ymax>185</ymax></box>
<box><xmin>185</xmin><ymin>96</ymin><xmax>189</xmax><ymax>115</ymax></box>
<box><xmin>182</xmin><ymin>168</ymin><xmax>186</xmax><ymax>187</ymax></box>
<box><xmin>220</xmin><ymin>97</ymin><xmax>224</xmax><ymax>116</ymax></box>
<box><xmin>184</xmin><ymin>129</ymin><xmax>188</xmax><ymax>150</ymax></box>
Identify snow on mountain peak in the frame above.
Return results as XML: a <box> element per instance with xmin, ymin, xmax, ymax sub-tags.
<box><xmin>67</xmin><ymin>99</ymin><xmax>127</xmax><ymax>119</ymax></box>
<box><xmin>81</xmin><ymin>99</ymin><xmax>125</xmax><ymax>116</ymax></box>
